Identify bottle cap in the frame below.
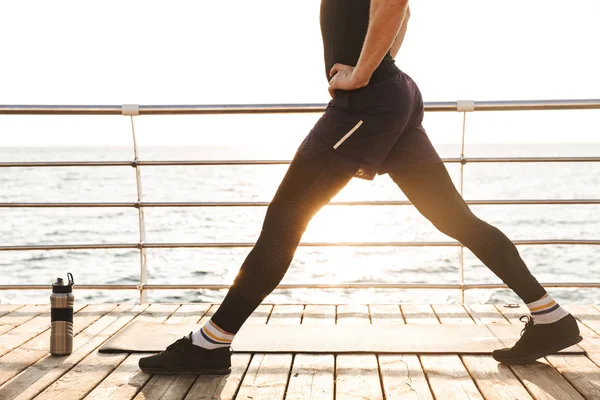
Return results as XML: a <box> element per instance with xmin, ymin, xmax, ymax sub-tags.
<box><xmin>52</xmin><ymin>273</ymin><xmax>74</xmax><ymax>293</ymax></box>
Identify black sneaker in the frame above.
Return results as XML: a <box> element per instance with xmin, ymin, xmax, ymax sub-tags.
<box><xmin>138</xmin><ymin>333</ymin><xmax>231</xmax><ymax>375</ymax></box>
<box><xmin>493</xmin><ymin>314</ymin><xmax>582</xmax><ymax>365</ymax></box>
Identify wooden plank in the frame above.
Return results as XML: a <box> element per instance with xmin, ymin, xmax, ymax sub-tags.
<box><xmin>0</xmin><ymin>303</ymin><xmax>177</xmax><ymax>400</ymax></box>
<box><xmin>235</xmin><ymin>304</ymin><xmax>300</xmax><ymax>400</ymax></box>
<box><xmin>378</xmin><ymin>355</ymin><xmax>433</xmax><ymax>400</ymax></box>
<box><xmin>302</xmin><ymin>305</ymin><xmax>336</xmax><ymax>324</ymax></box>
<box><xmin>165</xmin><ymin>303</ymin><xmax>210</xmax><ymax>324</ymax></box>
<box><xmin>235</xmin><ymin>354</ymin><xmax>292</xmax><ymax>400</ymax></box>
<box><xmin>335</xmin><ymin>304</ymin><xmax>383</xmax><ymax>400</ymax></box>
<box><xmin>286</xmin><ymin>354</ymin><xmax>334</xmax><ymax>400</ymax></box>
<box><xmin>0</xmin><ymin>304</ymin><xmax>23</xmax><ymax>315</ymax></box>
<box><xmin>84</xmin><ymin>354</ymin><xmax>150</xmax><ymax>400</ymax></box>
<box><xmin>336</xmin><ymin>304</ymin><xmax>370</xmax><ymax>324</ymax></box>
<box><xmin>286</xmin><ymin>305</ymin><xmax>335</xmax><ymax>400</ymax></box>
<box><xmin>511</xmin><ymin>362</ymin><xmax>584</xmax><ymax>400</ymax></box>
<box><xmin>268</xmin><ymin>304</ymin><xmax>304</xmax><ymax>324</ymax></box>
<box><xmin>401</xmin><ymin>304</ymin><xmax>439</xmax><ymax>324</ymax></box>
<box><xmin>184</xmin><ymin>304</ymin><xmax>273</xmax><ymax>400</ymax></box>
<box><xmin>433</xmin><ymin>304</ymin><xmax>475</xmax><ymax>325</ymax></box>
<box><xmin>372</xmin><ymin>305</ymin><xmax>433</xmax><ymax>400</ymax></box>
<box><xmin>462</xmin><ymin>356</ymin><xmax>534</xmax><ymax>400</ymax></box>
<box><xmin>184</xmin><ymin>354</ymin><xmax>252</xmax><ymax>400</ymax></box>
<box><xmin>249</xmin><ymin>304</ymin><xmax>273</xmax><ymax>324</ymax></box>
<box><xmin>0</xmin><ymin>304</ymin><xmax>45</xmax><ymax>335</ymax></box>
<box><xmin>132</xmin><ymin>305</ymin><xmax>208</xmax><ymax>400</ymax></box>
<box><xmin>0</xmin><ymin>303</ymin><xmax>104</xmax><ymax>386</ymax></box>
<box><xmin>134</xmin><ymin>372</ymin><xmax>196</xmax><ymax>400</ymax></box>
<box><xmin>545</xmin><ymin>355</ymin><xmax>600</xmax><ymax>399</ymax></box>
<box><xmin>369</xmin><ymin>304</ymin><xmax>404</xmax><ymax>324</ymax></box>
<box><xmin>0</xmin><ymin>305</ymin><xmax>52</xmax><ymax>355</ymax></box>
<box><xmin>420</xmin><ymin>356</ymin><xmax>484</xmax><ymax>400</ymax></box>
<box><xmin>34</xmin><ymin>304</ymin><xmax>149</xmax><ymax>400</ymax></box>
<box><xmin>496</xmin><ymin>304</ymin><xmax>585</xmax><ymax>400</ymax></box>
<box><xmin>464</xmin><ymin>304</ymin><xmax>510</xmax><ymax>325</ymax></box>
<box><xmin>0</xmin><ymin>304</ymin><xmax>27</xmax><ymax>334</ymax></box>
<box><xmin>336</xmin><ymin>355</ymin><xmax>384</xmax><ymax>400</ymax></box>
<box><xmin>453</xmin><ymin>304</ymin><xmax>534</xmax><ymax>400</ymax></box>
<box><xmin>83</xmin><ymin>304</ymin><xmax>179</xmax><ymax>400</ymax></box>
<box><xmin>415</xmin><ymin>305</ymin><xmax>483</xmax><ymax>400</ymax></box>
<box><xmin>495</xmin><ymin>303</ymin><xmax>529</xmax><ymax>324</ymax></box>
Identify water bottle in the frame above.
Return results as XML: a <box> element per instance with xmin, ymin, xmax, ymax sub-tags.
<box><xmin>50</xmin><ymin>273</ymin><xmax>74</xmax><ymax>356</ymax></box>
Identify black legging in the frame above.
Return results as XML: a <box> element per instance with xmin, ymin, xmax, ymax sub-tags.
<box><xmin>211</xmin><ymin>152</ymin><xmax>546</xmax><ymax>333</ymax></box>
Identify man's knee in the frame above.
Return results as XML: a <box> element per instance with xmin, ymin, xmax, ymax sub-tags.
<box><xmin>431</xmin><ymin>212</ymin><xmax>480</xmax><ymax>241</ymax></box>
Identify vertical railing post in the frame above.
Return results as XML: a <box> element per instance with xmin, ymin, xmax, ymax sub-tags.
<box><xmin>122</xmin><ymin>104</ymin><xmax>147</xmax><ymax>304</ymax></box>
<box><xmin>456</xmin><ymin>101</ymin><xmax>475</xmax><ymax>304</ymax></box>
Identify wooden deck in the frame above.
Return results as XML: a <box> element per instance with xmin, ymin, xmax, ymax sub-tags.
<box><xmin>0</xmin><ymin>303</ymin><xmax>599</xmax><ymax>400</ymax></box>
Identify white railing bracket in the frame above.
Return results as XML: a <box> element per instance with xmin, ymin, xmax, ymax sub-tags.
<box><xmin>457</xmin><ymin>100</ymin><xmax>475</xmax><ymax>112</ymax></box>
<box><xmin>122</xmin><ymin>104</ymin><xmax>140</xmax><ymax>116</ymax></box>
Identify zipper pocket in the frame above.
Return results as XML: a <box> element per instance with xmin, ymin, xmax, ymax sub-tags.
<box><xmin>333</xmin><ymin>120</ymin><xmax>363</xmax><ymax>149</ymax></box>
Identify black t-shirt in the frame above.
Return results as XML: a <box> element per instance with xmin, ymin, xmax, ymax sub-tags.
<box><xmin>320</xmin><ymin>0</ymin><xmax>398</xmax><ymax>83</ymax></box>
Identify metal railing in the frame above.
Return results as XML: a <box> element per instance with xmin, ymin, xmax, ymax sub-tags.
<box><xmin>1</xmin><ymin>99</ymin><xmax>600</xmax><ymax>304</ymax></box>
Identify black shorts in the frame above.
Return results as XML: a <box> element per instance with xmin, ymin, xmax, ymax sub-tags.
<box><xmin>298</xmin><ymin>70</ymin><xmax>442</xmax><ymax>180</ymax></box>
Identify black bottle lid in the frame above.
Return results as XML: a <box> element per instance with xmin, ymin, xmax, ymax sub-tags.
<box><xmin>52</xmin><ymin>273</ymin><xmax>74</xmax><ymax>293</ymax></box>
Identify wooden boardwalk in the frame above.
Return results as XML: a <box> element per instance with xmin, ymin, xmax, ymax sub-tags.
<box><xmin>0</xmin><ymin>303</ymin><xmax>599</xmax><ymax>400</ymax></box>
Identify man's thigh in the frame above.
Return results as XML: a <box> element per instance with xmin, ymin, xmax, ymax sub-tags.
<box><xmin>269</xmin><ymin>150</ymin><xmax>351</xmax><ymax>218</ymax></box>
<box><xmin>379</xmin><ymin>124</ymin><xmax>443</xmax><ymax>175</ymax></box>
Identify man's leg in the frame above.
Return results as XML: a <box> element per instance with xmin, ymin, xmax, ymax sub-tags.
<box><xmin>389</xmin><ymin>162</ymin><xmax>545</xmax><ymax>302</ymax></box>
<box><xmin>389</xmin><ymin>161</ymin><xmax>581</xmax><ymax>364</ymax></box>
<box><xmin>139</xmin><ymin>151</ymin><xmax>351</xmax><ymax>374</ymax></box>
<box><xmin>209</xmin><ymin>150</ymin><xmax>351</xmax><ymax>334</ymax></box>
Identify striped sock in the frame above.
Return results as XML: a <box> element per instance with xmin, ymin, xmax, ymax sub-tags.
<box><xmin>191</xmin><ymin>319</ymin><xmax>234</xmax><ymax>350</ymax></box>
<box><xmin>527</xmin><ymin>293</ymin><xmax>569</xmax><ymax>324</ymax></box>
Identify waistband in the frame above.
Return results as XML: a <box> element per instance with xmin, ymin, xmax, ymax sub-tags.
<box><xmin>368</xmin><ymin>61</ymin><xmax>401</xmax><ymax>84</ymax></box>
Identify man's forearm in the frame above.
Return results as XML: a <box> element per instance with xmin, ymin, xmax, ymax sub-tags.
<box><xmin>354</xmin><ymin>0</ymin><xmax>409</xmax><ymax>84</ymax></box>
<box><xmin>390</xmin><ymin>5</ymin><xmax>410</xmax><ymax>59</ymax></box>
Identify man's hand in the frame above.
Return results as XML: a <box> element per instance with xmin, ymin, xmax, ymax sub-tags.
<box><xmin>328</xmin><ymin>63</ymin><xmax>369</xmax><ymax>98</ymax></box>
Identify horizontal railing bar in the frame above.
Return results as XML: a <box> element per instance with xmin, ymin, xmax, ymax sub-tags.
<box><xmin>1</xmin><ymin>202</ymin><xmax>138</xmax><ymax>208</ymax></box>
<box><xmin>465</xmin><ymin>157</ymin><xmax>600</xmax><ymax>163</ymax></box>
<box><xmin>1</xmin><ymin>282</ymin><xmax>598</xmax><ymax>290</ymax></box>
<box><xmin>2</xmin><ymin>239</ymin><xmax>600</xmax><ymax>251</ymax></box>
<box><xmin>2</xmin><ymin>157</ymin><xmax>600</xmax><ymax>168</ymax></box>
<box><xmin>138</xmin><ymin>157</ymin><xmax>600</xmax><ymax>165</ymax></box>
<box><xmin>3</xmin><ymin>199</ymin><xmax>600</xmax><ymax>208</ymax></box>
<box><xmin>2</xmin><ymin>99</ymin><xmax>600</xmax><ymax>115</ymax></box>
<box><xmin>0</xmin><ymin>161</ymin><xmax>133</xmax><ymax>167</ymax></box>
<box><xmin>0</xmin><ymin>244</ymin><xmax>139</xmax><ymax>251</ymax></box>
<box><xmin>466</xmin><ymin>99</ymin><xmax>600</xmax><ymax>111</ymax></box>
<box><xmin>139</xmin><ymin>160</ymin><xmax>310</xmax><ymax>166</ymax></box>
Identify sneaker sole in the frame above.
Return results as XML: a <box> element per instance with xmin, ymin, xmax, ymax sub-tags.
<box><xmin>494</xmin><ymin>334</ymin><xmax>583</xmax><ymax>365</ymax></box>
<box><xmin>139</xmin><ymin>366</ymin><xmax>231</xmax><ymax>375</ymax></box>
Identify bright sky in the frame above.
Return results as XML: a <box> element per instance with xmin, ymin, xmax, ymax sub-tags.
<box><xmin>1</xmin><ymin>0</ymin><xmax>599</xmax><ymax>147</ymax></box>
